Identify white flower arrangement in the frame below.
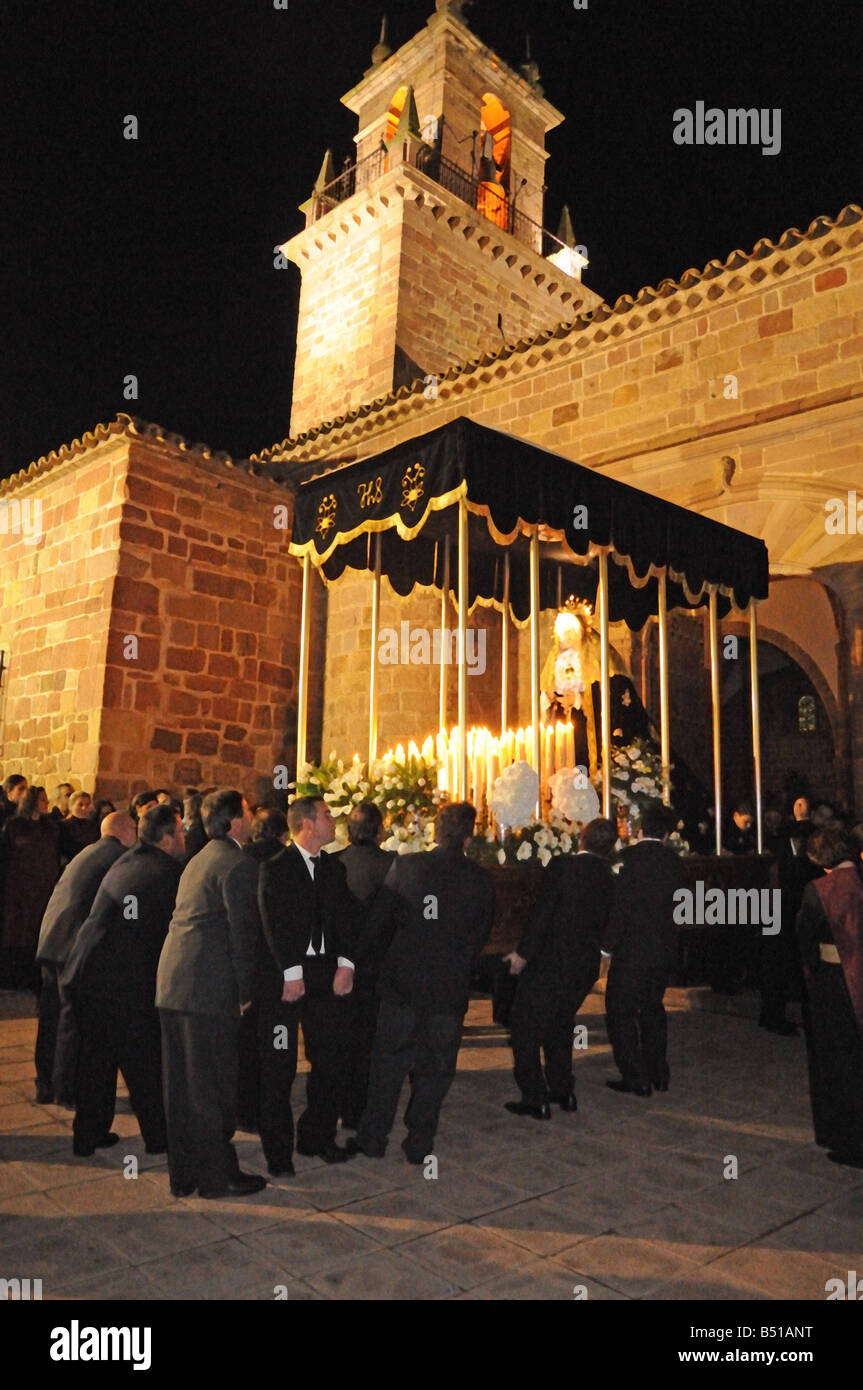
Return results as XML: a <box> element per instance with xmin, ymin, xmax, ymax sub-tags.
<box><xmin>609</xmin><ymin>737</ymin><xmax>668</xmax><ymax>832</ymax></box>
<box><xmin>488</xmin><ymin>761</ymin><xmax>539</xmax><ymax>830</ymax></box>
<box><xmin>548</xmin><ymin>766</ymin><xmax>601</xmax><ymax>826</ymax></box>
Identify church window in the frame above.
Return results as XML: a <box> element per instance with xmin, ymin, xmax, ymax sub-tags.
<box><xmin>797</xmin><ymin>694</ymin><xmax>816</xmax><ymax>733</ymax></box>
<box><xmin>477</xmin><ymin>94</ymin><xmax>511</xmax><ymax>230</ymax></box>
<box><xmin>384</xmin><ymin>87</ymin><xmax>409</xmax><ymax>144</ymax></box>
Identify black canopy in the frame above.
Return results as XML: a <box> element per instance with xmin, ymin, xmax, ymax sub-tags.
<box><xmin>289</xmin><ymin>418</ymin><xmax>768</xmax><ymax>629</ymax></box>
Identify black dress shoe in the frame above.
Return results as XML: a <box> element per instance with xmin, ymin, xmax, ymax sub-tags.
<box><xmin>73</xmin><ymin>1132</ymin><xmax>120</xmax><ymax>1157</ymax></box>
<box><xmin>296</xmin><ymin>1141</ymin><xmax>352</xmax><ymax>1164</ymax></box>
<box><xmin>550</xmin><ymin>1094</ymin><xmax>578</xmax><ymax>1112</ymax></box>
<box><xmin>827</xmin><ymin>1151</ymin><xmax>863</xmax><ymax>1170</ymax></box>
<box><xmin>651</xmin><ymin>1070</ymin><xmax>670</xmax><ymax>1093</ymax></box>
<box><xmin>35</xmin><ymin>1085</ymin><xmax>54</xmax><ymax>1104</ymax></box>
<box><xmin>401</xmin><ymin>1134</ymin><xmax>431</xmax><ymax>1165</ymax></box>
<box><xmin>345</xmin><ymin>1137</ymin><xmax>385</xmax><ymax>1158</ymax></box>
<box><xmin>170</xmin><ymin>1183</ymin><xmax>196</xmax><ymax>1197</ymax></box>
<box><xmin>504</xmin><ymin>1101</ymin><xmax>551</xmax><ymax>1120</ymax></box>
<box><xmin>267</xmin><ymin>1160</ymin><xmax>296</xmax><ymax>1178</ymax></box>
<box><xmin>606</xmin><ymin>1080</ymin><xmax>652</xmax><ymax>1097</ymax></box>
<box><xmin>199</xmin><ymin>1172</ymin><xmax>268</xmax><ymax>1199</ymax></box>
<box><xmin>763</xmin><ymin>1020</ymin><xmax>799</xmax><ymax>1036</ymax></box>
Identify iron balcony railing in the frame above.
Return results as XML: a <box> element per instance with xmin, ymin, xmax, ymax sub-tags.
<box><xmin>312</xmin><ymin>147</ymin><xmax>571</xmax><ymax>263</ymax></box>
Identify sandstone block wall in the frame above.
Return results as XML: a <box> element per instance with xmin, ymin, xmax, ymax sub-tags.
<box><xmin>0</xmin><ymin>438</ymin><xmax>127</xmax><ymax>791</ymax></box>
<box><xmin>95</xmin><ymin>439</ymin><xmax>299</xmax><ymax>803</ymax></box>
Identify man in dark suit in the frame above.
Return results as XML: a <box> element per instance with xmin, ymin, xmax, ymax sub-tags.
<box><xmin>156</xmin><ymin>789</ymin><xmax>264</xmax><ymax>1199</ymax></box>
<box><xmin>61</xmin><ymin>805</ymin><xmax>186</xmax><ymax>1156</ymax></box>
<box><xmin>335</xmin><ymin>802</ymin><xmax>394</xmax><ymax>1128</ymax></box>
<box><xmin>257</xmin><ymin>796</ymin><xmax>358</xmax><ymax>1173</ymax></box>
<box><xmin>503</xmin><ymin>817</ymin><xmax>617</xmax><ymax>1119</ymax></box>
<box><xmin>34</xmin><ymin>811</ymin><xmax>137</xmax><ymax>1104</ymax></box>
<box><xmin>604</xmin><ymin>803</ymin><xmax>684</xmax><ymax>1097</ymax></box>
<box><xmin>348</xmin><ymin>802</ymin><xmax>495</xmax><ymax>1164</ymax></box>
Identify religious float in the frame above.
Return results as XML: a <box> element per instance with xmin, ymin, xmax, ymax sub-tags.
<box><xmin>289</xmin><ymin>417</ymin><xmax>772</xmax><ymax>981</ymax></box>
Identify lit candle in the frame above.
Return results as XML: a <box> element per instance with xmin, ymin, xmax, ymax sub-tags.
<box><xmin>564</xmin><ymin>724</ymin><xmax>575</xmax><ymax>768</ymax></box>
<box><xmin>555</xmin><ymin>721</ymin><xmax>565</xmax><ymax>768</ymax></box>
<box><xmin>395</xmin><ymin>743</ymin><xmax>405</xmax><ymax>765</ymax></box>
<box><xmin>515</xmin><ymin>727</ymin><xmax>525</xmax><ymax>762</ymax></box>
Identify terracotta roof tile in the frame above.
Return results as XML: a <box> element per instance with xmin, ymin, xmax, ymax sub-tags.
<box><xmin>1</xmin><ymin>414</ymin><xmax>266</xmax><ymax>497</ymax></box>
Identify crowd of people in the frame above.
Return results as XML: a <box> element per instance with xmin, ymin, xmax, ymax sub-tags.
<box><xmin>0</xmin><ymin>770</ymin><xmax>861</xmax><ymax>1195</ymax></box>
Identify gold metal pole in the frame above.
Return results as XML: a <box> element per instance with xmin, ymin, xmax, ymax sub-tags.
<box><xmin>709</xmin><ymin>589</ymin><xmax>722</xmax><ymax>855</ymax></box>
<box><xmin>598</xmin><ymin>551</ymin><xmax>611</xmax><ymax>817</ymax></box>
<box><xmin>439</xmin><ymin>535</ymin><xmax>450</xmax><ymax>737</ymax></box>
<box><xmin>529</xmin><ymin>529</ymin><xmax>542</xmax><ymax>817</ymax></box>
<box><xmin>501</xmin><ymin>550</ymin><xmax>510</xmax><ymax>734</ymax></box>
<box><xmin>296</xmin><ymin>554</ymin><xmax>312</xmax><ymax>774</ymax></box>
<box><xmin>368</xmin><ymin>534</ymin><xmax>382</xmax><ymax>768</ymax></box>
<box><xmin>458</xmin><ymin>497</ymin><xmax>469</xmax><ymax>800</ymax></box>
<box><xmin>658</xmin><ymin>571</ymin><xmax>671</xmax><ymax>806</ymax></box>
<box><xmin>750</xmin><ymin>603</ymin><xmax>763</xmax><ymax>855</ymax></box>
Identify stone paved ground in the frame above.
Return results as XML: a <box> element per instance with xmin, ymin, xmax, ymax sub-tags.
<box><xmin>1</xmin><ymin>988</ymin><xmax>862</xmax><ymax>1301</ymax></box>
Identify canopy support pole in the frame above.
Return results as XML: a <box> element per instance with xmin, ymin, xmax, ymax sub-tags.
<box><xmin>368</xmin><ymin>533</ymin><xmax>382</xmax><ymax>769</ymax></box>
<box><xmin>750</xmin><ymin>603</ymin><xmax>763</xmax><ymax>855</ymax></box>
<box><xmin>439</xmin><ymin>536</ymin><xmax>450</xmax><ymax>737</ymax></box>
<box><xmin>709</xmin><ymin>589</ymin><xmax>723</xmax><ymax>855</ymax></box>
<box><xmin>530</xmin><ymin>529</ymin><xmax>542</xmax><ymax>817</ymax></box>
<box><xmin>458</xmin><ymin>497</ymin><xmax>468</xmax><ymax>800</ymax></box>
<box><xmin>297</xmin><ymin>554</ymin><xmax>312</xmax><ymax>776</ymax></box>
<box><xmin>598</xmin><ymin>551</ymin><xmax>612</xmax><ymax>817</ymax></box>
<box><xmin>658</xmin><ymin>571</ymin><xmax>671</xmax><ymax>806</ymax></box>
<box><xmin>501</xmin><ymin>550</ymin><xmax>510</xmax><ymax>735</ymax></box>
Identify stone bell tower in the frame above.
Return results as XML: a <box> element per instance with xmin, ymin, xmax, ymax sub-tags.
<box><xmin>282</xmin><ymin>0</ymin><xmax>602</xmax><ymax>437</ymax></box>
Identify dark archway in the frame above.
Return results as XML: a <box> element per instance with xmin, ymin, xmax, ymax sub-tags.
<box><xmin>722</xmin><ymin>637</ymin><xmax>837</xmax><ymax>815</ymax></box>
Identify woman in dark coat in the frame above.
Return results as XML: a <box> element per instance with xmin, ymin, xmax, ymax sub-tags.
<box><xmin>795</xmin><ymin>827</ymin><xmax>863</xmax><ymax>1169</ymax></box>
<box><xmin>0</xmin><ymin>787</ymin><xmax>61</xmax><ymax>990</ymax></box>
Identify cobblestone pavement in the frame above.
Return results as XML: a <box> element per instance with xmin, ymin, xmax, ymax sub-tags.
<box><xmin>1</xmin><ymin>988</ymin><xmax>861</xmax><ymax>1301</ymax></box>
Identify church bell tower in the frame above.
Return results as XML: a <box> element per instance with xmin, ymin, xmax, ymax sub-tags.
<box><xmin>282</xmin><ymin>0</ymin><xmax>601</xmax><ymax>436</ymax></box>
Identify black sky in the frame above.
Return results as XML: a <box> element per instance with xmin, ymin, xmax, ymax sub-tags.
<box><xmin>4</xmin><ymin>0</ymin><xmax>861</xmax><ymax>480</ymax></box>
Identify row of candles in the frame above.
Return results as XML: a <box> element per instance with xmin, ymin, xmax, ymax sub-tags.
<box><xmin>434</xmin><ymin>722</ymin><xmax>577</xmax><ymax>807</ymax></box>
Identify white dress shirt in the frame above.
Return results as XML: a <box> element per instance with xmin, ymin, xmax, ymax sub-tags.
<box><xmin>283</xmin><ymin>843</ymin><xmax>354</xmax><ymax>982</ymax></box>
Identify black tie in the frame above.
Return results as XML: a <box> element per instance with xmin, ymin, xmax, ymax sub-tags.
<box><xmin>310</xmin><ymin>856</ymin><xmax>323</xmax><ymax>954</ymax></box>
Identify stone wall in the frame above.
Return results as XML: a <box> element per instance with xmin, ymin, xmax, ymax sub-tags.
<box><xmin>1</xmin><ymin>427</ymin><xmax>300</xmax><ymax>804</ymax></box>
<box><xmin>0</xmin><ymin>437</ymin><xmax>126</xmax><ymax>791</ymax></box>
<box><xmin>95</xmin><ymin>438</ymin><xmax>298</xmax><ymax>803</ymax></box>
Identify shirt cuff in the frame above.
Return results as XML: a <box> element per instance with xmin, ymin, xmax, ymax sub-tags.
<box><xmin>600</xmin><ymin>950</ymin><xmax>612</xmax><ymax>959</ymax></box>
<box><xmin>337</xmin><ymin>957</ymin><xmax>355</xmax><ymax>970</ymax></box>
<box><xmin>283</xmin><ymin>966</ymin><xmax>303</xmax><ymax>982</ymax></box>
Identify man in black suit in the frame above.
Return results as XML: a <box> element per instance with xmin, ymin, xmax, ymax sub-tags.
<box><xmin>156</xmin><ymin>789</ymin><xmax>264</xmax><ymax>1199</ymax></box>
<box><xmin>503</xmin><ymin>817</ymin><xmax>617</xmax><ymax>1119</ymax></box>
<box><xmin>349</xmin><ymin>802</ymin><xmax>495</xmax><ymax>1164</ymax></box>
<box><xmin>335</xmin><ymin>802</ymin><xmax>394</xmax><ymax>1128</ymax></box>
<box><xmin>257</xmin><ymin>795</ymin><xmax>358</xmax><ymax>1173</ymax></box>
<box><xmin>35</xmin><ymin>811</ymin><xmax>137</xmax><ymax>1104</ymax></box>
<box><xmin>61</xmin><ymin>806</ymin><xmax>186</xmax><ymax>1156</ymax></box>
<box><xmin>603</xmin><ymin>803</ymin><xmax>684</xmax><ymax>1097</ymax></box>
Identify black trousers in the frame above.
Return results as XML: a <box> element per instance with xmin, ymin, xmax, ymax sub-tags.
<box><xmin>510</xmin><ymin>969</ymin><xmax>595</xmax><ymax>1106</ymax></box>
<box><xmin>73</xmin><ymin>993</ymin><xmax>165</xmax><ymax>1151</ymax></box>
<box><xmin>802</xmin><ymin>963</ymin><xmax>863</xmax><ymax>1157</ymax></box>
<box><xmin>256</xmin><ymin>959</ymin><xmax>352</xmax><ymax>1161</ymax></box>
<box><xmin>759</xmin><ymin>923</ymin><xmax>803</xmax><ymax>1026</ymax></box>
<box><xmin>159</xmin><ymin>1009</ymin><xmax>240</xmax><ymax>1193</ymax></box>
<box><xmin>35</xmin><ymin>965</ymin><xmax>62</xmax><ymax>1099</ymax></box>
<box><xmin>257</xmin><ymin>993</ymin><xmax>301</xmax><ymax>1168</ymax></box>
<box><xmin>357</xmin><ymin>1000</ymin><xmax>462</xmax><ymax>1157</ymax></box>
<box><xmin>341</xmin><ymin>988</ymin><xmax>379</xmax><ymax>1127</ymax></box>
<box><xmin>236</xmin><ymin>1005</ymin><xmax>261</xmax><ymax>1130</ymax></box>
<box><xmin>606</xmin><ymin>963</ymin><xmax>669</xmax><ymax>1090</ymax></box>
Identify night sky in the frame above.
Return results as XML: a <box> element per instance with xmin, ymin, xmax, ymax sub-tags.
<box><xmin>5</xmin><ymin>0</ymin><xmax>860</xmax><ymax>480</ymax></box>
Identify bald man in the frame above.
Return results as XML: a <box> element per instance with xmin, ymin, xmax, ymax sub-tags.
<box><xmin>35</xmin><ymin>811</ymin><xmax>137</xmax><ymax>1103</ymax></box>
